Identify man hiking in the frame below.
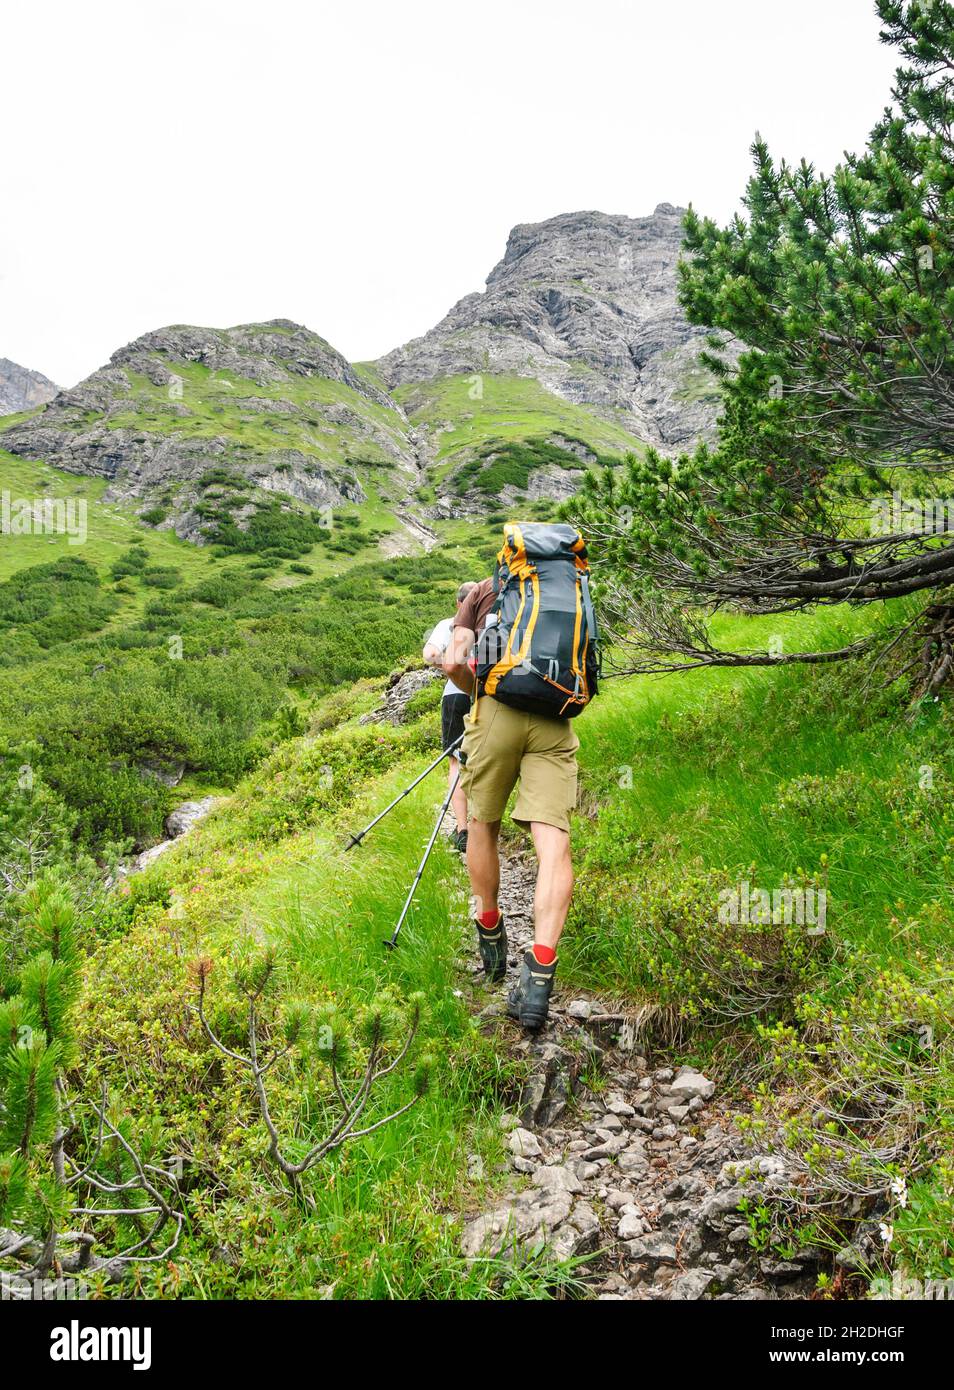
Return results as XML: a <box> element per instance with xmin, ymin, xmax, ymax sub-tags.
<box><xmin>442</xmin><ymin>522</ymin><xmax>598</xmax><ymax>1031</ymax></box>
<box><xmin>423</xmin><ymin>582</ymin><xmax>478</xmax><ymax>853</ymax></box>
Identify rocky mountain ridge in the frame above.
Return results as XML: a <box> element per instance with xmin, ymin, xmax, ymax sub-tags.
<box><xmin>0</xmin><ymin>208</ymin><xmax>725</xmax><ymax>541</ymax></box>
<box><xmin>376</xmin><ymin>205</ymin><xmax>722</xmax><ymax>448</ymax></box>
<box><xmin>0</xmin><ymin>320</ymin><xmax>415</xmax><ymax>542</ymax></box>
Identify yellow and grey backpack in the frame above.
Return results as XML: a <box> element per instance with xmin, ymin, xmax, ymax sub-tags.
<box><xmin>475</xmin><ymin>522</ymin><xmax>599</xmax><ymax>719</ymax></box>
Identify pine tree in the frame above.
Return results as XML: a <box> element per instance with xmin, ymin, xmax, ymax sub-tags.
<box><xmin>571</xmin><ymin>0</ymin><xmax>954</xmax><ymax>690</ymax></box>
<box><xmin>0</xmin><ymin>876</ymin><xmax>182</xmax><ymax>1297</ymax></box>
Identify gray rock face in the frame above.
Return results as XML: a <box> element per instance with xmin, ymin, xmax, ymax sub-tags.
<box><xmin>376</xmin><ymin>206</ymin><xmax>725</xmax><ymax>448</ymax></box>
<box><xmin>164</xmin><ymin>797</ymin><xmax>217</xmax><ymax>839</ymax></box>
<box><xmin>359</xmin><ymin>665</ymin><xmax>441</xmax><ymax>727</ymax></box>
<box><xmin>0</xmin><ymin>357</ymin><xmax>58</xmax><ymax>415</ymax></box>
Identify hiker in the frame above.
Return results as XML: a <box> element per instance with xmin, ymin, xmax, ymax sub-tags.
<box><xmin>423</xmin><ymin>582</ymin><xmax>478</xmax><ymax>853</ymax></box>
<box><xmin>442</xmin><ymin>523</ymin><xmax>598</xmax><ymax>1031</ymax></box>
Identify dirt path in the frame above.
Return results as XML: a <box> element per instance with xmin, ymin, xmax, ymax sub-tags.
<box><xmin>448</xmin><ymin>836</ymin><xmax>816</xmax><ymax>1301</ymax></box>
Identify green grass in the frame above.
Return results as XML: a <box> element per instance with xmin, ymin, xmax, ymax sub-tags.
<box><xmin>558</xmin><ymin>603</ymin><xmax>953</xmax><ymax>1280</ymax></box>
<box><xmin>567</xmin><ymin>602</ymin><xmax>952</xmax><ymax>991</ymax></box>
<box><xmin>101</xmin><ymin>363</ymin><xmax>411</xmax><ymax>472</ymax></box>
<box><xmin>0</xmin><ymin>450</ymin><xmax>216</xmax><ymax>598</ymax></box>
<box><xmin>393</xmin><ymin>373</ymin><xmax>648</xmax><ymax>481</ymax></box>
<box><xmin>79</xmin><ymin>707</ymin><xmax>572</xmax><ymax>1298</ymax></box>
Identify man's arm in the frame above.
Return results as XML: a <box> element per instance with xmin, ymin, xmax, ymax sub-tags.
<box><xmin>443</xmin><ymin>625</ymin><xmax>476</xmax><ymax>695</ymax></box>
<box><xmin>423</xmin><ymin>640</ymin><xmax>443</xmax><ymax>667</ymax></box>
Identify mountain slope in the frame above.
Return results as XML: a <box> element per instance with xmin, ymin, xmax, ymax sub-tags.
<box><xmin>0</xmin><ymin>356</ymin><xmax>58</xmax><ymax>414</ymax></box>
<box><xmin>375</xmin><ymin>205</ymin><xmax>722</xmax><ymax>450</ymax></box>
<box><xmin>0</xmin><ymin>320</ymin><xmax>417</xmax><ymax>543</ymax></box>
<box><xmin>393</xmin><ymin>372</ymin><xmax>648</xmax><ymax>517</ymax></box>
<box><xmin>36</xmin><ymin>600</ymin><xmax>950</xmax><ymax>1298</ymax></box>
<box><xmin>0</xmin><ymin>206</ymin><xmax>721</xmax><ymax>542</ymax></box>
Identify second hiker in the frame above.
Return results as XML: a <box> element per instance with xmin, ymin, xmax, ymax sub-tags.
<box><xmin>423</xmin><ymin>582</ymin><xmax>478</xmax><ymax>853</ymax></box>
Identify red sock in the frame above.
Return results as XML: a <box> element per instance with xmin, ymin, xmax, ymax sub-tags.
<box><xmin>532</xmin><ymin>944</ymin><xmax>557</xmax><ymax>965</ymax></box>
<box><xmin>478</xmin><ymin>910</ymin><xmax>500</xmax><ymax>931</ymax></box>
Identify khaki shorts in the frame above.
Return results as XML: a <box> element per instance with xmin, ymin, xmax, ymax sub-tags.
<box><xmin>458</xmin><ymin>696</ymin><xmax>580</xmax><ymax>834</ymax></box>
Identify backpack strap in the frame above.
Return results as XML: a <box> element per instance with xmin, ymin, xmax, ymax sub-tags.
<box><xmin>580</xmin><ymin>571</ymin><xmax>598</xmax><ymax>644</ymax></box>
<box><xmin>484</xmin><ymin>563</ymin><xmax>540</xmax><ymax>696</ymax></box>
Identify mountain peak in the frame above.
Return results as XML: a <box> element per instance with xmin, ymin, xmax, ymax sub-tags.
<box><xmin>376</xmin><ymin>203</ymin><xmax>717</xmax><ymax>448</ymax></box>
<box><xmin>99</xmin><ymin>320</ymin><xmax>395</xmax><ymax>408</ymax></box>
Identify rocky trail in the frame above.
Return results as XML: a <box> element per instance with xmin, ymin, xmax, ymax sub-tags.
<box><xmin>368</xmin><ymin>669</ymin><xmax>818</xmax><ymax>1300</ymax></box>
<box><xmin>447</xmin><ymin>839</ymin><xmax>816</xmax><ymax>1301</ymax></box>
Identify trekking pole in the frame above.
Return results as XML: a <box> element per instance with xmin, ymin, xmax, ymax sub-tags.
<box><xmin>344</xmin><ymin>733</ymin><xmax>464</xmax><ymax>850</ymax></box>
<box><xmin>384</xmin><ymin>769</ymin><xmax>460</xmax><ymax>951</ymax></box>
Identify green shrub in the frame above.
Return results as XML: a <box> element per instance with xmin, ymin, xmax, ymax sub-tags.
<box><xmin>189</xmin><ymin>573</ymin><xmax>258</xmax><ymax>607</ymax></box>
<box><xmin>204</xmin><ymin>498</ymin><xmax>328</xmax><ymax>559</ymax></box>
<box><xmin>141</xmin><ymin>566</ymin><xmax>182</xmax><ymax>589</ymax></box>
<box><xmin>450</xmin><ymin>437</ymin><xmax>600</xmax><ymax>498</ymax></box>
<box><xmin>0</xmin><ymin>557</ymin><xmax>118</xmax><ymax>647</ymax></box>
<box><xmin>403</xmin><ymin>680</ymin><xmax>443</xmax><ymax>722</ymax></box>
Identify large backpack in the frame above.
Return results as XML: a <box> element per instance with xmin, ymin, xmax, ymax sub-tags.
<box><xmin>475</xmin><ymin>522</ymin><xmax>599</xmax><ymax>719</ymax></box>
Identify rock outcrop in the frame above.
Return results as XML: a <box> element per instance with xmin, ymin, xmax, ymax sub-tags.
<box><xmin>0</xmin><ymin>357</ymin><xmax>58</xmax><ymax>415</ymax></box>
<box><xmin>116</xmin><ymin>795</ymin><xmax>219</xmax><ymax>877</ymax></box>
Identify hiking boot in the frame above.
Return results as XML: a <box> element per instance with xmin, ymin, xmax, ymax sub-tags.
<box><xmin>507</xmin><ymin>949</ymin><xmax>556</xmax><ymax>1031</ymax></box>
<box><xmin>474</xmin><ymin>912</ymin><xmax>507</xmax><ymax>982</ymax></box>
<box><xmin>455</xmin><ymin>828</ymin><xmax>469</xmax><ymax>854</ymax></box>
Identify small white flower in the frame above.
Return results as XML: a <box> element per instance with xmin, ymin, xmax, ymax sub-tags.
<box><xmin>879</xmin><ymin>1222</ymin><xmax>894</xmax><ymax>1246</ymax></box>
<box><xmin>890</xmin><ymin>1175</ymin><xmax>908</xmax><ymax>1209</ymax></box>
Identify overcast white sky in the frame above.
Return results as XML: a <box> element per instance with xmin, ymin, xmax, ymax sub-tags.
<box><xmin>3</xmin><ymin>0</ymin><xmax>898</xmax><ymax>388</ymax></box>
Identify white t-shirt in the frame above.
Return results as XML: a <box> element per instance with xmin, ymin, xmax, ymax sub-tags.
<box><xmin>426</xmin><ymin>617</ymin><xmax>469</xmax><ymax>698</ymax></box>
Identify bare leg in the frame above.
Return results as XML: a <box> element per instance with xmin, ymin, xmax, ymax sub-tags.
<box><xmin>466</xmin><ymin>819</ymin><xmax>501</xmax><ymax>919</ymax></box>
<box><xmin>529</xmin><ymin>822</ymin><xmax>573</xmax><ymax>952</ymax></box>
<box><xmin>449</xmin><ymin>756</ymin><xmax>468</xmax><ymax>833</ymax></box>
